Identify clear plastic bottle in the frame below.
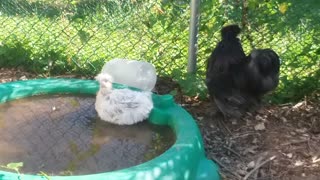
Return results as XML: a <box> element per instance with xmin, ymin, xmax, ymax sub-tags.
<box><xmin>101</xmin><ymin>58</ymin><xmax>157</xmax><ymax>91</ymax></box>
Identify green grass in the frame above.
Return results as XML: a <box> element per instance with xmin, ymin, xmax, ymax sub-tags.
<box><xmin>0</xmin><ymin>0</ymin><xmax>190</xmax><ymax>75</ymax></box>
<box><xmin>0</xmin><ymin>0</ymin><xmax>319</xmax><ymax>103</ymax></box>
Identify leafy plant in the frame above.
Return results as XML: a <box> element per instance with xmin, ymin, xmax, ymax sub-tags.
<box><xmin>0</xmin><ymin>162</ymin><xmax>23</xmax><ymax>174</ymax></box>
<box><xmin>172</xmin><ymin>69</ymin><xmax>208</xmax><ymax>100</ymax></box>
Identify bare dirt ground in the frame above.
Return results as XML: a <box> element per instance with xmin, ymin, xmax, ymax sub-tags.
<box><xmin>1</xmin><ymin>68</ymin><xmax>320</xmax><ymax>180</ymax></box>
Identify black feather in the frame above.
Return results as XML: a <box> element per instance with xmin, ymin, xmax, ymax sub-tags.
<box><xmin>245</xmin><ymin>48</ymin><xmax>281</xmax><ymax>97</ymax></box>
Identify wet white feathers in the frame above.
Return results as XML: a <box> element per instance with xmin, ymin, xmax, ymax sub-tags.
<box><xmin>95</xmin><ymin>73</ymin><xmax>153</xmax><ymax>125</ymax></box>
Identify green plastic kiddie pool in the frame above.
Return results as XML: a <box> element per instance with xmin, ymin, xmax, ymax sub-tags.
<box><xmin>0</xmin><ymin>79</ymin><xmax>220</xmax><ymax>180</ymax></box>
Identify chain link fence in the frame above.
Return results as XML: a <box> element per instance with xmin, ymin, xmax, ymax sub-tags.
<box><xmin>0</xmin><ymin>0</ymin><xmax>319</xmax><ymax>102</ymax></box>
<box><xmin>0</xmin><ymin>0</ymin><xmax>190</xmax><ymax>76</ymax></box>
<box><xmin>197</xmin><ymin>0</ymin><xmax>320</xmax><ymax>102</ymax></box>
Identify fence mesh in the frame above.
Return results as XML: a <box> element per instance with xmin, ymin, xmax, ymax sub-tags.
<box><xmin>0</xmin><ymin>0</ymin><xmax>190</xmax><ymax>76</ymax></box>
<box><xmin>198</xmin><ymin>0</ymin><xmax>320</xmax><ymax>102</ymax></box>
<box><xmin>0</xmin><ymin>0</ymin><xmax>319</xmax><ymax>102</ymax></box>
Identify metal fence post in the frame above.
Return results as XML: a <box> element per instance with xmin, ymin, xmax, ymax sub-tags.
<box><xmin>187</xmin><ymin>0</ymin><xmax>200</xmax><ymax>74</ymax></box>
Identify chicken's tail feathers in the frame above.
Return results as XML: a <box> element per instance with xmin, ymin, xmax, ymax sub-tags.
<box><xmin>221</xmin><ymin>24</ymin><xmax>241</xmax><ymax>40</ymax></box>
<box><xmin>249</xmin><ymin>48</ymin><xmax>281</xmax><ymax>74</ymax></box>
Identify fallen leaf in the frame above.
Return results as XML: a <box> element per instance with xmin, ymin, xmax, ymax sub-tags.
<box><xmin>294</xmin><ymin>160</ymin><xmax>304</xmax><ymax>166</ymax></box>
<box><xmin>293</xmin><ymin>101</ymin><xmax>304</xmax><ymax>109</ymax></box>
<box><xmin>281</xmin><ymin>117</ymin><xmax>287</xmax><ymax>123</ymax></box>
<box><xmin>312</xmin><ymin>156</ymin><xmax>320</xmax><ymax>163</ymax></box>
<box><xmin>252</xmin><ymin>138</ymin><xmax>258</xmax><ymax>144</ymax></box>
<box><xmin>254</xmin><ymin>122</ymin><xmax>266</xmax><ymax>131</ymax></box>
<box><xmin>286</xmin><ymin>153</ymin><xmax>293</xmax><ymax>158</ymax></box>
<box><xmin>5</xmin><ymin>162</ymin><xmax>23</xmax><ymax>172</ymax></box>
<box><xmin>247</xmin><ymin>161</ymin><xmax>255</xmax><ymax>169</ymax></box>
<box><xmin>279</xmin><ymin>2</ymin><xmax>289</xmax><ymax>14</ymax></box>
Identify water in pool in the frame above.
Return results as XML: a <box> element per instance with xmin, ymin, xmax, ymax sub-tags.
<box><xmin>0</xmin><ymin>94</ymin><xmax>175</xmax><ymax>175</ymax></box>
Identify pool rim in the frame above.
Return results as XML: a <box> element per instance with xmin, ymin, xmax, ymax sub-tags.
<box><xmin>0</xmin><ymin>78</ymin><xmax>220</xmax><ymax>180</ymax></box>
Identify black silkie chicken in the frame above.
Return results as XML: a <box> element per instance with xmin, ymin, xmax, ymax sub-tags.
<box><xmin>205</xmin><ymin>25</ymin><xmax>280</xmax><ymax>119</ymax></box>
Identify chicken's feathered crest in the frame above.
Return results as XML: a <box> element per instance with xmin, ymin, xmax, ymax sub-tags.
<box><xmin>221</xmin><ymin>24</ymin><xmax>241</xmax><ymax>40</ymax></box>
<box><xmin>95</xmin><ymin>73</ymin><xmax>113</xmax><ymax>83</ymax></box>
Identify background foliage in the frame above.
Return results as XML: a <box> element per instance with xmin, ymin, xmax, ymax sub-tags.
<box><xmin>0</xmin><ymin>0</ymin><xmax>319</xmax><ymax>103</ymax></box>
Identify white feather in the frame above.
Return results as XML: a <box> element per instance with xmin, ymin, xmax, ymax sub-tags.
<box><xmin>95</xmin><ymin>73</ymin><xmax>153</xmax><ymax>125</ymax></box>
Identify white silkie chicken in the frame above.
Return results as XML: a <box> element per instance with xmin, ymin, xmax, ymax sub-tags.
<box><xmin>95</xmin><ymin>73</ymin><xmax>154</xmax><ymax>125</ymax></box>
